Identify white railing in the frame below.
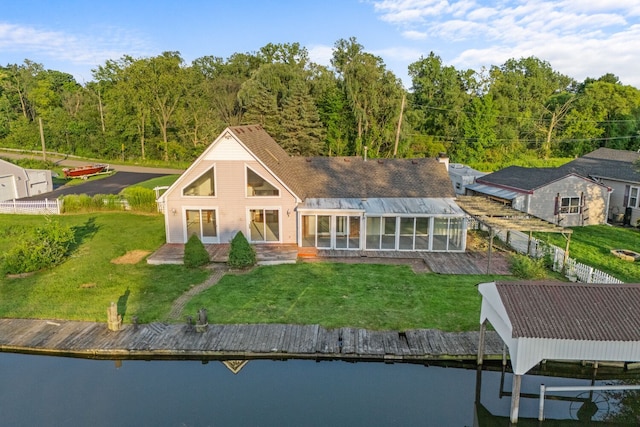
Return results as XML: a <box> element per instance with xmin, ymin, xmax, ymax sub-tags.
<box><xmin>0</xmin><ymin>199</ymin><xmax>62</xmax><ymax>215</ymax></box>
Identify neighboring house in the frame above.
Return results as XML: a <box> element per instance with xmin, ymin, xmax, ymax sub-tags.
<box><xmin>0</xmin><ymin>158</ymin><xmax>53</xmax><ymax>202</ymax></box>
<box><xmin>466</xmin><ymin>166</ymin><xmax>611</xmax><ymax>227</ymax></box>
<box><xmin>159</xmin><ymin>125</ymin><xmax>467</xmax><ymax>252</ymax></box>
<box><xmin>448</xmin><ymin>163</ymin><xmax>487</xmax><ymax>195</ymax></box>
<box><xmin>558</xmin><ymin>148</ymin><xmax>640</xmax><ymax>226</ymax></box>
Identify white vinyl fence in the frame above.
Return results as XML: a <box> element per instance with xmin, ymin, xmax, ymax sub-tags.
<box><xmin>0</xmin><ymin>199</ymin><xmax>62</xmax><ymax>215</ymax></box>
<box><xmin>496</xmin><ymin>228</ymin><xmax>624</xmax><ymax>284</ymax></box>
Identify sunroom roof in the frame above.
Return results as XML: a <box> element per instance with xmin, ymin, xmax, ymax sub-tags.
<box><xmin>297</xmin><ymin>197</ymin><xmax>465</xmax><ymax>216</ymax></box>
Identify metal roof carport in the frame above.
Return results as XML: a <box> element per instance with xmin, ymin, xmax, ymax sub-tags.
<box><xmin>477</xmin><ymin>281</ymin><xmax>640</xmax><ymax>423</ymax></box>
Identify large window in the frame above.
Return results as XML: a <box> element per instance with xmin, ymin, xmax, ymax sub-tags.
<box><xmin>302</xmin><ymin>215</ymin><xmax>360</xmax><ymax>249</ymax></box>
<box><xmin>249</xmin><ymin>209</ymin><xmax>279</xmax><ymax>242</ymax></box>
<box><xmin>185</xmin><ymin>209</ymin><xmax>217</xmax><ymax>243</ymax></box>
<box><xmin>247</xmin><ymin>168</ymin><xmax>279</xmax><ymax>197</ymax></box>
<box><xmin>336</xmin><ymin>216</ymin><xmax>361</xmax><ymax>249</ymax></box>
<box><xmin>183</xmin><ymin>168</ymin><xmax>215</xmax><ymax>197</ymax></box>
<box><xmin>560</xmin><ymin>196</ymin><xmax>581</xmax><ymax>214</ymax></box>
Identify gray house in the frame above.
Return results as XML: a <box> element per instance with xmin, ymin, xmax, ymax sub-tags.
<box><xmin>159</xmin><ymin>125</ymin><xmax>468</xmax><ymax>252</ymax></box>
<box><xmin>0</xmin><ymin>158</ymin><xmax>53</xmax><ymax>202</ymax></box>
<box><xmin>558</xmin><ymin>148</ymin><xmax>640</xmax><ymax>225</ymax></box>
<box><xmin>467</xmin><ymin>166</ymin><xmax>611</xmax><ymax>226</ymax></box>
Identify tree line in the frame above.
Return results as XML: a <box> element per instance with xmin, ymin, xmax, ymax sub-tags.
<box><xmin>1</xmin><ymin>37</ymin><xmax>639</xmax><ymax>170</ymax></box>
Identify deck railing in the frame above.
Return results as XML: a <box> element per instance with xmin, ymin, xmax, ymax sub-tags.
<box><xmin>0</xmin><ymin>199</ymin><xmax>62</xmax><ymax>215</ymax></box>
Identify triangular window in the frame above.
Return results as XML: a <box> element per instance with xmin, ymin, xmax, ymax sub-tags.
<box><xmin>246</xmin><ymin>167</ymin><xmax>279</xmax><ymax>197</ymax></box>
<box><xmin>183</xmin><ymin>167</ymin><xmax>215</xmax><ymax>197</ymax></box>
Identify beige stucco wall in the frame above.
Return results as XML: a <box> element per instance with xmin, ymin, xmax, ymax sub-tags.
<box><xmin>163</xmin><ymin>158</ymin><xmax>298</xmax><ymax>244</ymax></box>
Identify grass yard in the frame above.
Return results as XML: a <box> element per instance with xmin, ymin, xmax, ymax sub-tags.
<box><xmin>536</xmin><ymin>225</ymin><xmax>640</xmax><ymax>283</ymax></box>
<box><xmin>0</xmin><ymin>213</ymin><xmax>208</xmax><ymax>323</ymax></box>
<box><xmin>185</xmin><ymin>263</ymin><xmax>506</xmax><ymax>331</ymax></box>
<box><xmin>0</xmin><ymin>212</ymin><xmax>511</xmax><ymax>330</ymax></box>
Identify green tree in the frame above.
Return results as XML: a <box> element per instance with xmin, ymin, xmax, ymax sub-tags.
<box><xmin>488</xmin><ymin>57</ymin><xmax>574</xmax><ymax>159</ymax></box>
<box><xmin>408</xmin><ymin>52</ymin><xmax>471</xmax><ymax>144</ymax></box>
<box><xmin>331</xmin><ymin>37</ymin><xmax>405</xmax><ymax>157</ymax></box>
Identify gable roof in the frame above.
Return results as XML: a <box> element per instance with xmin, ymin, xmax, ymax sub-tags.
<box><xmin>475</xmin><ymin>165</ymin><xmax>588</xmax><ymax>193</ymax></box>
<box><xmin>228</xmin><ymin>125</ymin><xmax>455</xmax><ymax>199</ymax></box>
<box><xmin>559</xmin><ymin>148</ymin><xmax>640</xmax><ymax>184</ymax></box>
<box><xmin>495</xmin><ymin>281</ymin><xmax>640</xmax><ymax>341</ymax></box>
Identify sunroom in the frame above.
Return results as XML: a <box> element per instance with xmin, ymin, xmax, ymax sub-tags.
<box><xmin>297</xmin><ymin>198</ymin><xmax>467</xmax><ymax>252</ymax></box>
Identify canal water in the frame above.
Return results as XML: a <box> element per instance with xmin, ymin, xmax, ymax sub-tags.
<box><xmin>1</xmin><ymin>353</ymin><xmax>639</xmax><ymax>426</ymax></box>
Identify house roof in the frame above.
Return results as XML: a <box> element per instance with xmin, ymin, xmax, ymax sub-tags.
<box><xmin>495</xmin><ymin>281</ymin><xmax>640</xmax><ymax>341</ymax></box>
<box><xmin>228</xmin><ymin>125</ymin><xmax>455</xmax><ymax>200</ymax></box>
<box><xmin>559</xmin><ymin>148</ymin><xmax>640</xmax><ymax>184</ymax></box>
<box><xmin>475</xmin><ymin>166</ymin><xmax>580</xmax><ymax>193</ymax></box>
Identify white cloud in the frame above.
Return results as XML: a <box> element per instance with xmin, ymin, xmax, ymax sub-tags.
<box><xmin>308</xmin><ymin>44</ymin><xmax>334</xmax><ymax>67</ymax></box>
<box><xmin>0</xmin><ymin>22</ymin><xmax>152</xmax><ymax>67</ymax></box>
<box><xmin>402</xmin><ymin>30</ymin><xmax>428</xmax><ymax>40</ymax></box>
<box><xmin>369</xmin><ymin>0</ymin><xmax>640</xmax><ymax>87</ymax></box>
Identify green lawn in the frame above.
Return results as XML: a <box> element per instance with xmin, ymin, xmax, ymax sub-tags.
<box><xmin>536</xmin><ymin>225</ymin><xmax>640</xmax><ymax>283</ymax></box>
<box><xmin>0</xmin><ymin>213</ymin><xmax>208</xmax><ymax>323</ymax></box>
<box><xmin>0</xmin><ymin>212</ymin><xmax>510</xmax><ymax>330</ymax></box>
<box><xmin>185</xmin><ymin>263</ymin><xmax>504</xmax><ymax>331</ymax></box>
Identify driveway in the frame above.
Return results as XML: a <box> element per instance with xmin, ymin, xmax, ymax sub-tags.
<box><xmin>12</xmin><ymin>156</ymin><xmax>184</xmax><ymax>199</ymax></box>
<box><xmin>34</xmin><ymin>171</ymin><xmax>172</xmax><ymax>199</ymax></box>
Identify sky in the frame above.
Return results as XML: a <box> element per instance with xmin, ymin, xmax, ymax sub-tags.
<box><xmin>1</xmin><ymin>0</ymin><xmax>639</xmax><ymax>89</ymax></box>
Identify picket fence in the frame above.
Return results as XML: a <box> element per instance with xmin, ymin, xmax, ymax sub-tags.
<box><xmin>0</xmin><ymin>199</ymin><xmax>62</xmax><ymax>215</ymax></box>
<box><xmin>494</xmin><ymin>228</ymin><xmax>624</xmax><ymax>284</ymax></box>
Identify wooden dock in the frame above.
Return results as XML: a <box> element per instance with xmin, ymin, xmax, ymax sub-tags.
<box><xmin>0</xmin><ymin>318</ymin><xmax>506</xmax><ymax>362</ymax></box>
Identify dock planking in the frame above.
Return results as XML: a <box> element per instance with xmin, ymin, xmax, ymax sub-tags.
<box><xmin>0</xmin><ymin>318</ymin><xmax>505</xmax><ymax>362</ymax></box>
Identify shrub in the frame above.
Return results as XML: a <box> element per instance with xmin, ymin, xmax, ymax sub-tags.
<box><xmin>509</xmin><ymin>253</ymin><xmax>547</xmax><ymax>279</ymax></box>
<box><xmin>1</xmin><ymin>217</ymin><xmax>75</xmax><ymax>275</ymax></box>
<box><xmin>184</xmin><ymin>234</ymin><xmax>210</xmax><ymax>268</ymax></box>
<box><xmin>121</xmin><ymin>186</ymin><xmax>157</xmax><ymax>212</ymax></box>
<box><xmin>227</xmin><ymin>231</ymin><xmax>256</xmax><ymax>268</ymax></box>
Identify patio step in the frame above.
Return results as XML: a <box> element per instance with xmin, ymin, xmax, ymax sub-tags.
<box><xmin>297</xmin><ymin>247</ymin><xmax>318</xmax><ymax>258</ymax></box>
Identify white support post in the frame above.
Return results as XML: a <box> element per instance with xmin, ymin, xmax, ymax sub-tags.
<box><xmin>477</xmin><ymin>320</ymin><xmax>486</xmax><ymax>365</ymax></box>
<box><xmin>510</xmin><ymin>374</ymin><xmax>522</xmax><ymax>424</ymax></box>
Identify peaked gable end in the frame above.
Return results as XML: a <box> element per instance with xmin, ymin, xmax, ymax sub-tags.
<box><xmin>204</xmin><ymin>130</ymin><xmax>254</xmax><ymax>161</ymax></box>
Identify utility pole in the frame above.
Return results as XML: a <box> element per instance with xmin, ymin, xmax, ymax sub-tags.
<box><xmin>393</xmin><ymin>94</ymin><xmax>405</xmax><ymax>157</ymax></box>
<box><xmin>39</xmin><ymin>117</ymin><xmax>46</xmax><ymax>162</ymax></box>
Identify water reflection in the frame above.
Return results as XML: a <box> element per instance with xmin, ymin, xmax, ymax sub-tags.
<box><xmin>1</xmin><ymin>353</ymin><xmax>639</xmax><ymax>426</ymax></box>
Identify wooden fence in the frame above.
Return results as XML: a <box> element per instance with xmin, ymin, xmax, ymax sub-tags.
<box><xmin>0</xmin><ymin>199</ymin><xmax>62</xmax><ymax>215</ymax></box>
<box><xmin>497</xmin><ymin>228</ymin><xmax>623</xmax><ymax>284</ymax></box>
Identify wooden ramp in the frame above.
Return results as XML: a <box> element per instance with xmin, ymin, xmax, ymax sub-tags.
<box><xmin>0</xmin><ymin>319</ymin><xmax>505</xmax><ymax>362</ymax></box>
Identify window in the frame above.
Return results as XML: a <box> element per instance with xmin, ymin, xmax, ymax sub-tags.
<box><xmin>246</xmin><ymin>168</ymin><xmax>279</xmax><ymax>197</ymax></box>
<box><xmin>183</xmin><ymin>168</ymin><xmax>215</xmax><ymax>197</ymax></box>
<box><xmin>185</xmin><ymin>209</ymin><xmax>217</xmax><ymax>243</ymax></box>
<box><xmin>249</xmin><ymin>209</ymin><xmax>279</xmax><ymax>242</ymax></box>
<box><xmin>629</xmin><ymin>187</ymin><xmax>639</xmax><ymax>208</ymax></box>
<box><xmin>560</xmin><ymin>196</ymin><xmax>581</xmax><ymax>214</ymax></box>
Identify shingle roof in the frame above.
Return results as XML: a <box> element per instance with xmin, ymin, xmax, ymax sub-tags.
<box><xmin>559</xmin><ymin>148</ymin><xmax>640</xmax><ymax>184</ymax></box>
<box><xmin>229</xmin><ymin>125</ymin><xmax>454</xmax><ymax>199</ymax></box>
<box><xmin>475</xmin><ymin>166</ymin><xmax>576</xmax><ymax>192</ymax></box>
<box><xmin>496</xmin><ymin>281</ymin><xmax>640</xmax><ymax>341</ymax></box>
